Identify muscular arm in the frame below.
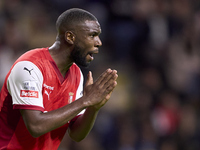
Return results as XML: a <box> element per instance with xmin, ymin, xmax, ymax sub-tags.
<box><xmin>67</xmin><ymin>106</ymin><xmax>99</xmax><ymax>142</ymax></box>
<box><xmin>20</xmin><ymin>69</ymin><xmax>118</xmax><ymax>139</ymax></box>
<box><xmin>20</xmin><ymin>97</ymin><xmax>87</xmax><ymax>138</ymax></box>
<box><xmin>68</xmin><ymin>70</ymin><xmax>118</xmax><ymax>142</ymax></box>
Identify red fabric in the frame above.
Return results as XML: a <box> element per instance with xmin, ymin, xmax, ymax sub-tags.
<box><xmin>0</xmin><ymin>48</ymin><xmax>81</xmax><ymax>150</ymax></box>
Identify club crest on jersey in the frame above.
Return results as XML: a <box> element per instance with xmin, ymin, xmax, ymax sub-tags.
<box><xmin>68</xmin><ymin>92</ymin><xmax>74</xmax><ymax>104</ymax></box>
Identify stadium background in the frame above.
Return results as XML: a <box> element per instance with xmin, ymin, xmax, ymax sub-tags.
<box><xmin>1</xmin><ymin>0</ymin><xmax>200</xmax><ymax>150</ymax></box>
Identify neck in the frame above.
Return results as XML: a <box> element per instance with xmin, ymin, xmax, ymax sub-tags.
<box><xmin>49</xmin><ymin>40</ymin><xmax>73</xmax><ymax>77</ymax></box>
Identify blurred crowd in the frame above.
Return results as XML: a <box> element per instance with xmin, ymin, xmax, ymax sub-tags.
<box><xmin>1</xmin><ymin>0</ymin><xmax>200</xmax><ymax>150</ymax></box>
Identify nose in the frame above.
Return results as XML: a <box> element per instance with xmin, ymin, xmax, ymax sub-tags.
<box><xmin>95</xmin><ymin>36</ymin><xmax>102</xmax><ymax>47</ymax></box>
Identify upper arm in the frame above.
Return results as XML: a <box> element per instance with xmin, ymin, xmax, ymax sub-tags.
<box><xmin>20</xmin><ymin>109</ymin><xmax>44</xmax><ymax>137</ymax></box>
<box><xmin>7</xmin><ymin>61</ymin><xmax>44</xmax><ymax>111</ymax></box>
<box><xmin>7</xmin><ymin>61</ymin><xmax>45</xmax><ymax>137</ymax></box>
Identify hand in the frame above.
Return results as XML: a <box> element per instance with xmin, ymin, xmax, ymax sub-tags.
<box><xmin>92</xmin><ymin>70</ymin><xmax>117</xmax><ymax>110</ymax></box>
<box><xmin>83</xmin><ymin>69</ymin><xmax>118</xmax><ymax>110</ymax></box>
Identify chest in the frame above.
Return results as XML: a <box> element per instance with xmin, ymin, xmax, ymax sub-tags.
<box><xmin>40</xmin><ymin>65</ymin><xmax>80</xmax><ymax>111</ymax></box>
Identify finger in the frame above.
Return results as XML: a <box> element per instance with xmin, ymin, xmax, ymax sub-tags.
<box><xmin>113</xmin><ymin>72</ymin><xmax>118</xmax><ymax>80</ymax></box>
<box><xmin>112</xmin><ymin>70</ymin><xmax>117</xmax><ymax>75</ymax></box>
<box><xmin>95</xmin><ymin>68</ymin><xmax>112</xmax><ymax>85</ymax></box>
<box><xmin>97</xmin><ymin>89</ymin><xmax>114</xmax><ymax>108</ymax></box>
<box><xmin>103</xmin><ymin>73</ymin><xmax>118</xmax><ymax>90</ymax></box>
<box><xmin>104</xmin><ymin>81</ymin><xmax>117</xmax><ymax>96</ymax></box>
<box><xmin>85</xmin><ymin>71</ymin><xmax>93</xmax><ymax>87</ymax></box>
<box><xmin>98</xmin><ymin>70</ymin><xmax>118</xmax><ymax>87</ymax></box>
<box><xmin>105</xmin><ymin>92</ymin><xmax>112</xmax><ymax>101</ymax></box>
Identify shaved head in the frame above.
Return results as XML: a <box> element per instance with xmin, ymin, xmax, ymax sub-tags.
<box><xmin>56</xmin><ymin>8</ymin><xmax>97</xmax><ymax>34</ymax></box>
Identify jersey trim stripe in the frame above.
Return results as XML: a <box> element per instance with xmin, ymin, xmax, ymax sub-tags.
<box><xmin>13</xmin><ymin>104</ymin><xmax>44</xmax><ymax>112</ymax></box>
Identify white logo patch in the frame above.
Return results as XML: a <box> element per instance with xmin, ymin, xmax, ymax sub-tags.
<box><xmin>23</xmin><ymin>81</ymin><xmax>37</xmax><ymax>91</ymax></box>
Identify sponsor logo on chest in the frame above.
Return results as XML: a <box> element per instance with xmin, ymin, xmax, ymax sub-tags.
<box><xmin>43</xmin><ymin>83</ymin><xmax>54</xmax><ymax>90</ymax></box>
<box><xmin>43</xmin><ymin>83</ymin><xmax>54</xmax><ymax>100</ymax></box>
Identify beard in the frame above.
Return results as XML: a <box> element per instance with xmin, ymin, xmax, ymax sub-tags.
<box><xmin>71</xmin><ymin>44</ymin><xmax>90</xmax><ymax>68</ymax></box>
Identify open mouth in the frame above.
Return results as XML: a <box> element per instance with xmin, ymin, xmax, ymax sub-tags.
<box><xmin>87</xmin><ymin>50</ymin><xmax>99</xmax><ymax>61</ymax></box>
<box><xmin>89</xmin><ymin>53</ymin><xmax>93</xmax><ymax>57</ymax></box>
<box><xmin>88</xmin><ymin>53</ymin><xmax>94</xmax><ymax>61</ymax></box>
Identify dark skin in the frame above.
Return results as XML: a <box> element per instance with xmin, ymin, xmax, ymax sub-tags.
<box><xmin>20</xmin><ymin>20</ymin><xmax>118</xmax><ymax>142</ymax></box>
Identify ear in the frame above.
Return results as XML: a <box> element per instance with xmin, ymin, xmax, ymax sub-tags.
<box><xmin>65</xmin><ymin>31</ymin><xmax>75</xmax><ymax>44</ymax></box>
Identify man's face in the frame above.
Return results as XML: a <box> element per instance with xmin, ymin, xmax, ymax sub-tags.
<box><xmin>71</xmin><ymin>20</ymin><xmax>102</xmax><ymax>67</ymax></box>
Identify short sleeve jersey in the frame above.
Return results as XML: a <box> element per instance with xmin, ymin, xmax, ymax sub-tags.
<box><xmin>0</xmin><ymin>48</ymin><xmax>84</xmax><ymax>150</ymax></box>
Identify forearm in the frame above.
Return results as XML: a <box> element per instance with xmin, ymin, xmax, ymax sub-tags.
<box><xmin>67</xmin><ymin>70</ymin><xmax>118</xmax><ymax>142</ymax></box>
<box><xmin>20</xmin><ymin>97</ymin><xmax>87</xmax><ymax>138</ymax></box>
<box><xmin>68</xmin><ymin>106</ymin><xmax>99</xmax><ymax>142</ymax></box>
<box><xmin>21</xmin><ymin>69</ymin><xmax>118</xmax><ymax>138</ymax></box>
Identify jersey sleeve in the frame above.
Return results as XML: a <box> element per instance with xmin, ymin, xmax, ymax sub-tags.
<box><xmin>7</xmin><ymin>61</ymin><xmax>44</xmax><ymax>111</ymax></box>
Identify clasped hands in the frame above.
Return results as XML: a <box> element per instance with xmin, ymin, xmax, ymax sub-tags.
<box><xmin>83</xmin><ymin>69</ymin><xmax>118</xmax><ymax>110</ymax></box>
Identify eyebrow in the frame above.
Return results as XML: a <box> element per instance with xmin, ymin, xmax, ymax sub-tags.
<box><xmin>77</xmin><ymin>27</ymin><xmax>101</xmax><ymax>34</ymax></box>
<box><xmin>91</xmin><ymin>30</ymin><xmax>101</xmax><ymax>35</ymax></box>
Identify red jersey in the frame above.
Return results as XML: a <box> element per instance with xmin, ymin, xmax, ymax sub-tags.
<box><xmin>0</xmin><ymin>48</ymin><xmax>84</xmax><ymax>150</ymax></box>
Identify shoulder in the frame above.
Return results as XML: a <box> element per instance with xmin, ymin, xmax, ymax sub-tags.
<box><xmin>8</xmin><ymin>61</ymin><xmax>43</xmax><ymax>85</ymax></box>
<box><xmin>14</xmin><ymin>47</ymin><xmax>50</xmax><ymax>72</ymax></box>
<box><xmin>16</xmin><ymin>48</ymin><xmax>48</xmax><ymax>63</ymax></box>
<box><xmin>71</xmin><ymin>63</ymin><xmax>83</xmax><ymax>78</ymax></box>
<box><xmin>71</xmin><ymin>63</ymin><xmax>80</xmax><ymax>70</ymax></box>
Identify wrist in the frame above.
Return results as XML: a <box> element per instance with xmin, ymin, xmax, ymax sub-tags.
<box><xmin>79</xmin><ymin>96</ymin><xmax>92</xmax><ymax>108</ymax></box>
